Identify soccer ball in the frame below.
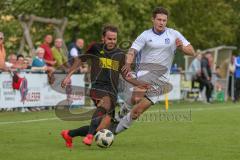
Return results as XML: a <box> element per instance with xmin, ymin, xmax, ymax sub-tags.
<box><xmin>95</xmin><ymin>129</ymin><xmax>114</xmax><ymax>148</ymax></box>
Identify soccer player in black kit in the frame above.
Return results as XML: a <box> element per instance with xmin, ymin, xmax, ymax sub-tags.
<box><xmin>61</xmin><ymin>25</ymin><xmax>149</xmax><ymax>148</ymax></box>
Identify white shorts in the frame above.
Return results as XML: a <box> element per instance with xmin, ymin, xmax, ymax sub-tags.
<box><xmin>118</xmin><ymin>70</ymin><xmax>172</xmax><ymax>105</ymax></box>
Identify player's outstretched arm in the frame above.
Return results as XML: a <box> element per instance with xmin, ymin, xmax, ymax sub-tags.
<box><xmin>121</xmin><ymin>72</ymin><xmax>151</xmax><ymax>90</ymax></box>
<box><xmin>121</xmin><ymin>48</ymin><xmax>137</xmax><ymax>75</ymax></box>
<box><xmin>182</xmin><ymin>44</ymin><xmax>196</xmax><ymax>56</ymax></box>
<box><xmin>61</xmin><ymin>58</ymin><xmax>82</xmax><ymax>88</ymax></box>
<box><xmin>176</xmin><ymin>38</ymin><xmax>196</xmax><ymax>57</ymax></box>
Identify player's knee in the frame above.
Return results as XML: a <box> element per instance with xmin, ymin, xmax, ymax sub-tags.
<box><xmin>131</xmin><ymin>90</ymin><xmax>145</xmax><ymax>105</ymax></box>
<box><xmin>94</xmin><ymin>106</ymin><xmax>107</xmax><ymax>118</ymax></box>
<box><xmin>97</xmin><ymin>96</ymin><xmax>112</xmax><ymax>111</ymax></box>
<box><xmin>131</xmin><ymin>95</ymin><xmax>142</xmax><ymax>105</ymax></box>
<box><xmin>131</xmin><ymin>96</ymin><xmax>138</xmax><ymax>105</ymax></box>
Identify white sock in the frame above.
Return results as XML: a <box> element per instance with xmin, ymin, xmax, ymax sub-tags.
<box><xmin>115</xmin><ymin>112</ymin><xmax>133</xmax><ymax>134</ymax></box>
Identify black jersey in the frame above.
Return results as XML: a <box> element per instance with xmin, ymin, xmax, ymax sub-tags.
<box><xmin>82</xmin><ymin>43</ymin><xmax>125</xmax><ymax>95</ymax></box>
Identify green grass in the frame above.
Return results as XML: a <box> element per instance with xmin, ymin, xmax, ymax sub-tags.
<box><xmin>0</xmin><ymin>101</ymin><xmax>240</xmax><ymax>160</ymax></box>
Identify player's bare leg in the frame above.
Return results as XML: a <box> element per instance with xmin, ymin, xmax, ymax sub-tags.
<box><xmin>115</xmin><ymin>97</ymin><xmax>152</xmax><ymax>134</ymax></box>
<box><xmin>96</xmin><ymin>114</ymin><xmax>112</xmax><ymax>131</ymax></box>
<box><xmin>131</xmin><ymin>87</ymin><xmax>146</xmax><ymax>105</ymax></box>
<box><xmin>117</xmin><ymin>86</ymin><xmax>146</xmax><ymax>119</ymax></box>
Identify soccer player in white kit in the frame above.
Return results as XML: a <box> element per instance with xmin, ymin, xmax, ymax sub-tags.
<box><xmin>115</xmin><ymin>7</ymin><xmax>196</xmax><ymax>134</ymax></box>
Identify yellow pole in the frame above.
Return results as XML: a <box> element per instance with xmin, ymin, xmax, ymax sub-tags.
<box><xmin>165</xmin><ymin>94</ymin><xmax>169</xmax><ymax>112</ymax></box>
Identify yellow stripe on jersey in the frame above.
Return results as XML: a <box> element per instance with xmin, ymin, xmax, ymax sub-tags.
<box><xmin>99</xmin><ymin>57</ymin><xmax>119</xmax><ymax>71</ymax></box>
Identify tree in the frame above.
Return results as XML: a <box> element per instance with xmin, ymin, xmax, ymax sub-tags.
<box><xmin>171</xmin><ymin>0</ymin><xmax>238</xmax><ymax>49</ymax></box>
<box><xmin>0</xmin><ymin>0</ymin><xmax>239</xmax><ymax>56</ymax></box>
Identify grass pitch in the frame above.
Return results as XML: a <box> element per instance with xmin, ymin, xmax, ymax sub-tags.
<box><xmin>0</xmin><ymin>101</ymin><xmax>240</xmax><ymax>160</ymax></box>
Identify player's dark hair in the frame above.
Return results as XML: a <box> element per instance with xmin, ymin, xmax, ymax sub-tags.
<box><xmin>102</xmin><ymin>25</ymin><xmax>118</xmax><ymax>36</ymax></box>
<box><xmin>152</xmin><ymin>7</ymin><xmax>169</xmax><ymax>18</ymax></box>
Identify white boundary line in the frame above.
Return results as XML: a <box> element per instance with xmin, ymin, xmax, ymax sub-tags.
<box><xmin>0</xmin><ymin>117</ymin><xmax>58</xmax><ymax>125</ymax></box>
<box><xmin>0</xmin><ymin>105</ymin><xmax>239</xmax><ymax>125</ymax></box>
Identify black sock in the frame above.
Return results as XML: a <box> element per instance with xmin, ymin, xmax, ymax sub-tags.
<box><xmin>88</xmin><ymin>107</ymin><xmax>106</xmax><ymax>135</ymax></box>
<box><xmin>68</xmin><ymin>125</ymin><xmax>90</xmax><ymax>137</ymax></box>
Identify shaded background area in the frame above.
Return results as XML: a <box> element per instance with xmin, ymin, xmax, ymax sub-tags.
<box><xmin>0</xmin><ymin>0</ymin><xmax>240</xmax><ymax>68</ymax></box>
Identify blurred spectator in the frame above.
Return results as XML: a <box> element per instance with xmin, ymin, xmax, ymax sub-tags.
<box><xmin>187</xmin><ymin>53</ymin><xmax>202</xmax><ymax>88</ymax></box>
<box><xmin>212</xmin><ymin>66</ymin><xmax>223</xmax><ymax>91</ymax></box>
<box><xmin>52</xmin><ymin>38</ymin><xmax>68</xmax><ymax>71</ymax></box>
<box><xmin>68</xmin><ymin>38</ymin><xmax>84</xmax><ymax>67</ymax></box>
<box><xmin>215</xmin><ymin>66</ymin><xmax>222</xmax><ymax>78</ymax></box>
<box><xmin>5</xmin><ymin>53</ymin><xmax>17</xmax><ymax>69</ymax></box>
<box><xmin>24</xmin><ymin>56</ymin><xmax>32</xmax><ymax>69</ymax></box>
<box><xmin>32</xmin><ymin>47</ymin><xmax>55</xmax><ymax>84</ymax></box>
<box><xmin>228</xmin><ymin>55</ymin><xmax>236</xmax><ymax>98</ymax></box>
<box><xmin>197</xmin><ymin>52</ymin><xmax>214</xmax><ymax>103</ymax></box>
<box><xmin>229</xmin><ymin>55</ymin><xmax>236</xmax><ymax>74</ymax></box>
<box><xmin>234</xmin><ymin>55</ymin><xmax>240</xmax><ymax>102</ymax></box>
<box><xmin>0</xmin><ymin>32</ymin><xmax>7</xmax><ymax>71</ymax></box>
<box><xmin>15</xmin><ymin>54</ymin><xmax>28</xmax><ymax>69</ymax></box>
<box><xmin>32</xmin><ymin>48</ymin><xmax>46</xmax><ymax>69</ymax></box>
<box><xmin>40</xmin><ymin>35</ymin><xmax>56</xmax><ymax>66</ymax></box>
<box><xmin>212</xmin><ymin>66</ymin><xmax>225</xmax><ymax>102</ymax></box>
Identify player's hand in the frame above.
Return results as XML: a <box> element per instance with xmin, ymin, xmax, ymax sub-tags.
<box><xmin>61</xmin><ymin>76</ymin><xmax>71</xmax><ymax>88</ymax></box>
<box><xmin>121</xmin><ymin>63</ymin><xmax>132</xmax><ymax>78</ymax></box>
<box><xmin>176</xmin><ymin>38</ymin><xmax>183</xmax><ymax>49</ymax></box>
<box><xmin>137</xmin><ymin>82</ymin><xmax>152</xmax><ymax>90</ymax></box>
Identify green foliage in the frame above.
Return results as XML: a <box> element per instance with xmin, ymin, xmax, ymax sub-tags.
<box><xmin>0</xmin><ymin>0</ymin><xmax>240</xmax><ymax>55</ymax></box>
<box><xmin>0</xmin><ymin>17</ymin><xmax>22</xmax><ymax>53</ymax></box>
<box><xmin>171</xmin><ymin>0</ymin><xmax>238</xmax><ymax>49</ymax></box>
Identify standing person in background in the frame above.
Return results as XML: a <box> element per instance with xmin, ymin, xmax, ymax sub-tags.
<box><xmin>0</xmin><ymin>32</ymin><xmax>6</xmax><ymax>71</ymax></box>
<box><xmin>52</xmin><ymin>38</ymin><xmax>69</xmax><ymax>72</ymax></box>
<box><xmin>40</xmin><ymin>34</ymin><xmax>56</xmax><ymax>66</ymax></box>
<box><xmin>234</xmin><ymin>55</ymin><xmax>240</xmax><ymax>102</ymax></box>
<box><xmin>68</xmin><ymin>38</ymin><xmax>84</xmax><ymax>67</ymax></box>
<box><xmin>187</xmin><ymin>53</ymin><xmax>202</xmax><ymax>88</ymax></box>
<box><xmin>197</xmin><ymin>52</ymin><xmax>214</xmax><ymax>103</ymax></box>
<box><xmin>228</xmin><ymin>55</ymin><xmax>236</xmax><ymax>100</ymax></box>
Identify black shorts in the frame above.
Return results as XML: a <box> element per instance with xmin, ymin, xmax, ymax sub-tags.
<box><xmin>90</xmin><ymin>85</ymin><xmax>117</xmax><ymax>112</ymax></box>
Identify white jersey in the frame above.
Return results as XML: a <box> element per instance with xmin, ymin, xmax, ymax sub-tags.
<box><xmin>130</xmin><ymin>28</ymin><xmax>190</xmax><ymax>103</ymax></box>
<box><xmin>131</xmin><ymin>27</ymin><xmax>190</xmax><ymax>74</ymax></box>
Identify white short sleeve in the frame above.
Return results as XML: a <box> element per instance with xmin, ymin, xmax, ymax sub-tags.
<box><xmin>131</xmin><ymin>31</ymin><xmax>146</xmax><ymax>52</ymax></box>
<box><xmin>175</xmin><ymin>30</ymin><xmax>190</xmax><ymax>47</ymax></box>
<box><xmin>70</xmin><ymin>48</ymin><xmax>78</xmax><ymax>57</ymax></box>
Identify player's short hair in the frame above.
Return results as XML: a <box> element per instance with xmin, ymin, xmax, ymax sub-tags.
<box><xmin>152</xmin><ymin>7</ymin><xmax>169</xmax><ymax>18</ymax></box>
<box><xmin>102</xmin><ymin>25</ymin><xmax>118</xmax><ymax>36</ymax></box>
